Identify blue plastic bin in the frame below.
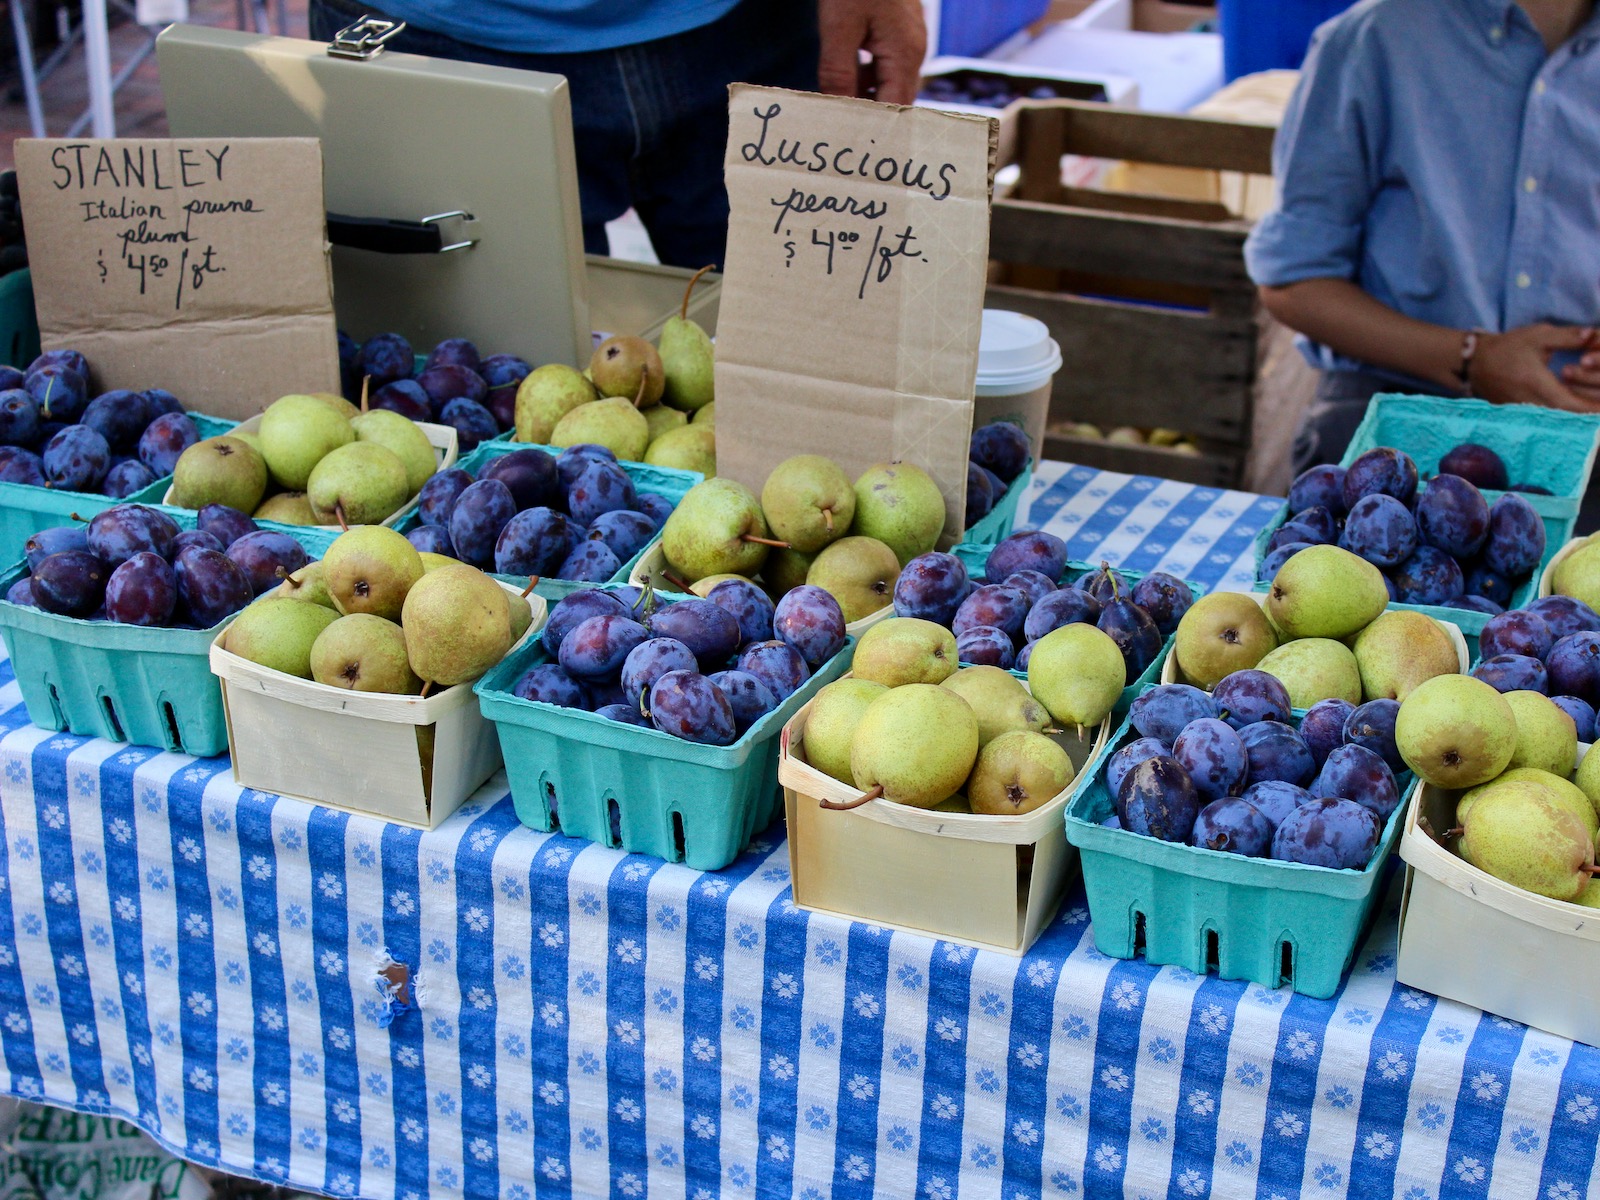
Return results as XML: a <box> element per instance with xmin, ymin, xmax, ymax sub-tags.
<box><xmin>1219</xmin><ymin>0</ymin><xmax>1354</xmax><ymax>80</ymax></box>
<box><xmin>937</xmin><ymin>0</ymin><xmax>1050</xmax><ymax>57</ymax></box>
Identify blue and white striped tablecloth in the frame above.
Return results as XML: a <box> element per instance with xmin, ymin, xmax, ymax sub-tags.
<box><xmin>0</xmin><ymin>467</ymin><xmax>1593</xmax><ymax>1200</ymax></box>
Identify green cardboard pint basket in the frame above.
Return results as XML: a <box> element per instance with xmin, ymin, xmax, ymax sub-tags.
<box><xmin>0</xmin><ymin>413</ymin><xmax>237</xmax><ymax>567</ymax></box>
<box><xmin>392</xmin><ymin>440</ymin><xmax>700</xmax><ymax>605</ymax></box>
<box><xmin>0</xmin><ymin>512</ymin><xmax>335</xmax><ymax>756</ymax></box>
<box><xmin>1064</xmin><ymin>705</ymin><xmax>1410</xmax><ymax>999</ymax></box>
<box><xmin>475</xmin><ymin>595</ymin><xmax>853</xmax><ymax>871</ymax></box>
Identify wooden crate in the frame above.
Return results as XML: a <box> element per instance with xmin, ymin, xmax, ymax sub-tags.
<box><xmin>988</xmin><ymin>100</ymin><xmax>1277</xmax><ymax>486</ymax></box>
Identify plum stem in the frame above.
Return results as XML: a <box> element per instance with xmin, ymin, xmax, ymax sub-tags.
<box><xmin>742</xmin><ymin>535</ymin><xmax>790</xmax><ymax>548</ymax></box>
<box><xmin>821</xmin><ymin>506</ymin><xmax>834</xmax><ymax>534</ymax></box>
<box><xmin>821</xmin><ymin>784</ymin><xmax>883</xmax><ymax>811</ymax></box>
<box><xmin>680</xmin><ymin>264</ymin><xmax>715</xmax><ymax>322</ymax></box>
<box><xmin>334</xmin><ymin>502</ymin><xmax>350</xmax><ymax>532</ymax></box>
<box><xmin>40</xmin><ymin>376</ymin><xmax>53</xmax><ymax>421</ymax></box>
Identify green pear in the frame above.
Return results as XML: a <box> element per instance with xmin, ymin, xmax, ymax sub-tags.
<box><xmin>1255</xmin><ymin>638</ymin><xmax>1362</xmax><ymax>708</ymax></box>
<box><xmin>279</xmin><ymin>561</ymin><xmax>336</xmax><ymax>609</ymax></box>
<box><xmin>322</xmin><ymin>525</ymin><xmax>423</xmax><ymax>622</ymax></box>
<box><xmin>170</xmin><ymin>436</ymin><xmax>268</xmax><ymax>514</ymax></box>
<box><xmin>850</xmin><ymin>684</ymin><xmax>979</xmax><ymax>808</ymax></box>
<box><xmin>1264</xmin><ymin>544</ymin><xmax>1388</xmax><ymax>640</ymax></box>
<box><xmin>420</xmin><ymin>552</ymin><xmax>456</xmax><ymax>573</ymax></box>
<box><xmin>761</xmin><ymin>547</ymin><xmax>814</xmax><ymax>597</ymax></box>
<box><xmin>308</xmin><ymin>391</ymin><xmax>362</xmax><ymax>420</ymax></box>
<box><xmin>1460</xmin><ymin>768</ymin><xmax>1598</xmax><ymax>841</ymax></box>
<box><xmin>402</xmin><ymin>565</ymin><xmax>512</xmax><ymax>687</ymax></box>
<box><xmin>645</xmin><ymin>405</ymin><xmax>688</xmax><ymax>441</ymax></box>
<box><xmin>852</xmin><ymin>462</ymin><xmax>946</xmax><ymax>566</ymax></box>
<box><xmin>254</xmin><ymin>492</ymin><xmax>318</xmax><ymax>526</ymax></box>
<box><xmin>692</xmin><ymin>402</ymin><xmax>715</xmax><ymax>425</ymax></box>
<box><xmin>967</xmin><ymin>730</ymin><xmax>1075</xmax><ymax>816</ymax></box>
<box><xmin>590</xmin><ymin>335</ymin><xmax>665</xmax><ymax>407</ymax></box>
<box><xmin>933</xmin><ymin>796</ymin><xmax>972</xmax><ymax>813</ymax></box>
<box><xmin>1573</xmin><ymin>747</ymin><xmax>1600</xmax><ymax>824</ymax></box>
<box><xmin>514</xmin><ymin>364</ymin><xmax>597</xmax><ymax>444</ymax></box>
<box><xmin>1172</xmin><ymin>592</ymin><xmax>1277</xmax><ymax>689</ymax></box>
<box><xmin>1395</xmin><ymin>674</ymin><xmax>1516</xmax><ymax>789</ymax></box>
<box><xmin>851</xmin><ymin>617</ymin><xmax>958</xmax><ymax>687</ymax></box>
<box><xmin>1551</xmin><ymin>537</ymin><xmax>1600</xmax><ymax>611</ymax></box>
<box><xmin>644</xmin><ymin>425</ymin><xmax>716</xmax><ymax>476</ymax></box>
<box><xmin>257</xmin><ymin>393</ymin><xmax>355</xmax><ymax>491</ymax></box>
<box><xmin>352</xmin><ymin>409</ymin><xmax>438</xmax><ymax>494</ymax></box>
<box><xmin>507</xmin><ymin>589</ymin><xmax>534</xmax><ymax>645</ymax></box>
<box><xmin>229</xmin><ymin>428</ymin><xmax>263</xmax><ymax>456</ymax></box>
<box><xmin>1460</xmin><ymin>781</ymin><xmax>1594</xmax><ymax>900</ymax></box>
<box><xmin>762</xmin><ymin>454</ymin><xmax>856</xmax><ymax>554</ymax></box>
<box><xmin>310</xmin><ymin>613</ymin><xmax>421</xmax><ymax>693</ymax></box>
<box><xmin>307</xmin><ymin>443</ymin><xmax>411</xmax><ymax>526</ymax></box>
<box><xmin>1027</xmin><ymin>622</ymin><xmax>1125</xmax><ymax>728</ymax></box>
<box><xmin>1351</xmin><ymin>610</ymin><xmax>1459</xmax><ymax>700</ymax></box>
<box><xmin>660</xmin><ymin>478</ymin><xmax>772</xmax><ymax>582</ymax></box>
<box><xmin>940</xmin><ymin>665</ymin><xmax>1050</xmax><ymax>746</ymax></box>
<box><xmin>550</xmin><ymin>396</ymin><xmax>650</xmax><ymax>461</ymax></box>
<box><xmin>1503</xmin><ymin>690</ymin><xmax>1578</xmax><ymax>777</ymax></box>
<box><xmin>222</xmin><ymin>597</ymin><xmax>338</xmax><ymax>678</ymax></box>
<box><xmin>659</xmin><ymin>317</ymin><xmax>714</xmax><ymax>412</ymax></box>
<box><xmin>687</xmin><ymin>573</ymin><xmax>750</xmax><ymax>598</ymax></box>
<box><xmin>806</xmin><ymin>536</ymin><xmax>899</xmax><ymax>623</ymax></box>
<box><xmin>1575</xmin><ymin>878</ymin><xmax>1600</xmax><ymax>908</ymax></box>
<box><xmin>802</xmin><ymin>677</ymin><xmax>889</xmax><ymax>784</ymax></box>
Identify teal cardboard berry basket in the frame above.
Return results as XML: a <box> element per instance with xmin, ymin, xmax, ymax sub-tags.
<box><xmin>1064</xmin><ymin>703</ymin><xmax>1411</xmax><ymax>999</ymax></box>
<box><xmin>951</xmin><ymin>544</ymin><xmax>1198</xmax><ymax>715</ymax></box>
<box><xmin>0</xmin><ymin>412</ymin><xmax>237</xmax><ymax>567</ymax></box>
<box><xmin>961</xmin><ymin>458</ymin><xmax>1033</xmax><ymax>546</ymax></box>
<box><xmin>0</xmin><ymin>511</ymin><xmax>335</xmax><ymax>756</ymax></box>
<box><xmin>475</xmin><ymin>599</ymin><xmax>853</xmax><ymax>871</ymax></box>
<box><xmin>391</xmin><ymin>440</ymin><xmax>700</xmax><ymax>604</ymax></box>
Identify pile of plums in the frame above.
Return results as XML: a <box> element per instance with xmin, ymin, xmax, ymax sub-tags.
<box><xmin>0</xmin><ymin>349</ymin><xmax>200</xmax><ymax>498</ymax></box>
<box><xmin>340</xmin><ymin>332</ymin><xmax>528</xmax><ymax>452</ymax></box>
<box><xmin>893</xmin><ymin>528</ymin><xmax>1195</xmax><ymax>678</ymax></box>
<box><xmin>510</xmin><ymin>582</ymin><xmax>847</xmax><ymax>744</ymax></box>
<box><xmin>1472</xmin><ymin>596</ymin><xmax>1600</xmax><ymax>740</ymax></box>
<box><xmin>1102</xmin><ymin>676</ymin><xmax>1405</xmax><ymax>869</ymax></box>
<box><xmin>965</xmin><ymin>420</ymin><xmax>1031</xmax><ymax>529</ymax></box>
<box><xmin>409</xmin><ymin>443</ymin><xmax>675</xmax><ymax>583</ymax></box>
<box><xmin>920</xmin><ymin>72</ymin><xmax>1075</xmax><ymax>110</ymax></box>
<box><xmin>1270</xmin><ymin>446</ymin><xmax>1546</xmax><ymax>614</ymax></box>
<box><xmin>6</xmin><ymin>502</ymin><xmax>311</xmax><ymax>627</ymax></box>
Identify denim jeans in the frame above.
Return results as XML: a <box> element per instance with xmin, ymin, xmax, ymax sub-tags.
<box><xmin>309</xmin><ymin>0</ymin><xmax>819</xmax><ymax>270</ymax></box>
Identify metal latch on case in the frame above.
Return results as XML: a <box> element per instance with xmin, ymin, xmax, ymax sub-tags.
<box><xmin>325</xmin><ymin>210</ymin><xmax>479</xmax><ymax>254</ymax></box>
<box><xmin>327</xmin><ymin>17</ymin><xmax>407</xmax><ymax>60</ymax></box>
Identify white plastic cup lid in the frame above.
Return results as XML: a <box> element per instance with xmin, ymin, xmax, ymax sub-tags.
<box><xmin>975</xmin><ymin>309</ymin><xmax>1062</xmax><ymax>397</ymax></box>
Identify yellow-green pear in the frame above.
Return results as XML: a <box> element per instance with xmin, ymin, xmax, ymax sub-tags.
<box><xmin>402</xmin><ymin>566</ymin><xmax>512</xmax><ymax>688</ymax></box>
<box><xmin>762</xmin><ymin>454</ymin><xmax>856</xmax><ymax>554</ymax></box>
<box><xmin>257</xmin><ymin>393</ymin><xmax>354</xmax><ymax>491</ymax></box>
<box><xmin>1460</xmin><ymin>768</ymin><xmax>1598</xmax><ymax>841</ymax></box>
<box><xmin>310</xmin><ymin>614</ymin><xmax>422</xmax><ymax>694</ymax></box>
<box><xmin>762</xmin><ymin>547</ymin><xmax>814</xmax><ymax>597</ymax></box>
<box><xmin>1395</xmin><ymin>674</ymin><xmax>1516</xmax><ymax>789</ymax></box>
<box><xmin>550</xmin><ymin>396</ymin><xmax>650</xmax><ymax>461</ymax></box>
<box><xmin>308</xmin><ymin>391</ymin><xmax>361</xmax><ymax>420</ymax></box>
<box><xmin>420</xmin><ymin>551</ymin><xmax>456</xmax><ymax>573</ymax></box>
<box><xmin>1574</xmin><ymin>747</ymin><xmax>1600</xmax><ymax>824</ymax></box>
<box><xmin>1255</xmin><ymin>638</ymin><xmax>1362</xmax><ymax>708</ymax></box>
<box><xmin>852</xmin><ymin>617</ymin><xmax>958</xmax><ymax>687</ymax></box>
<box><xmin>352</xmin><ymin>409</ymin><xmax>438</xmax><ymax>494</ymax></box>
<box><xmin>1264</xmin><ymin>544</ymin><xmax>1388</xmax><ymax>640</ymax></box>
<box><xmin>254</xmin><ymin>492</ymin><xmax>318</xmax><ymax>526</ymax></box>
<box><xmin>1551</xmin><ymin>537</ymin><xmax>1600</xmax><ymax>611</ymax></box>
<box><xmin>170</xmin><ymin>436</ymin><xmax>268</xmax><ymax>514</ymax></box>
<box><xmin>279</xmin><ymin>561</ymin><xmax>335</xmax><ymax>609</ymax></box>
<box><xmin>514</xmin><ymin>364</ymin><xmax>597</xmax><ymax>444</ymax></box>
<box><xmin>659</xmin><ymin>269</ymin><xmax>716</xmax><ymax>411</ymax></box>
<box><xmin>1351</xmin><ymin>610</ymin><xmax>1460</xmax><ymax>700</ymax></box>
<box><xmin>852</xmin><ymin>461</ymin><xmax>946</xmax><ymax>566</ymax></box>
<box><xmin>322</xmin><ymin>525</ymin><xmax>423</xmax><ymax>622</ymax></box>
<box><xmin>967</xmin><ymin>731</ymin><xmax>1075</xmax><ymax>815</ymax></box>
<box><xmin>660</xmin><ymin>477</ymin><xmax>772</xmax><ymax>582</ymax></box>
<box><xmin>1503</xmin><ymin>690</ymin><xmax>1578</xmax><ymax>777</ymax></box>
<box><xmin>222</xmin><ymin>597</ymin><xmax>338</xmax><ymax>678</ymax></box>
<box><xmin>688</xmin><ymin>573</ymin><xmax>750</xmax><ymax>598</ymax></box>
<box><xmin>308</xmin><ymin>443</ymin><xmax>411</xmax><ymax>526</ymax></box>
<box><xmin>645</xmin><ymin>405</ymin><xmax>688</xmax><ymax>441</ymax></box>
<box><xmin>1575</xmin><ymin>878</ymin><xmax>1600</xmax><ymax>908</ymax></box>
<box><xmin>941</xmin><ymin>666</ymin><xmax>1050</xmax><ymax>746</ymax></box>
<box><xmin>802</xmin><ymin>677</ymin><xmax>888</xmax><ymax>784</ymax></box>
<box><xmin>1459</xmin><ymin>782</ymin><xmax>1594</xmax><ymax>900</ymax></box>
<box><xmin>1028</xmin><ymin>622</ymin><xmax>1125</xmax><ymax>728</ymax></box>
<box><xmin>850</xmin><ymin>685</ymin><xmax>979</xmax><ymax>808</ymax></box>
<box><xmin>590</xmin><ymin>335</ymin><xmax>664</xmax><ymax>406</ymax></box>
<box><xmin>806</xmin><ymin>536</ymin><xmax>899</xmax><ymax>623</ymax></box>
<box><xmin>644</xmin><ymin>425</ymin><xmax>716</xmax><ymax>476</ymax></box>
<box><xmin>229</xmin><ymin>428</ymin><xmax>263</xmax><ymax>456</ymax></box>
<box><xmin>507</xmin><ymin>589</ymin><xmax>535</xmax><ymax>644</ymax></box>
<box><xmin>1172</xmin><ymin>592</ymin><xmax>1277</xmax><ymax>689</ymax></box>
<box><xmin>693</xmin><ymin>402</ymin><xmax>715</xmax><ymax>425</ymax></box>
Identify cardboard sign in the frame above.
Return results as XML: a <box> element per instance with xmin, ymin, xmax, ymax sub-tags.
<box><xmin>714</xmin><ymin>86</ymin><xmax>997</xmax><ymax>539</ymax></box>
<box><xmin>15</xmin><ymin>137</ymin><xmax>339</xmax><ymax>419</ymax></box>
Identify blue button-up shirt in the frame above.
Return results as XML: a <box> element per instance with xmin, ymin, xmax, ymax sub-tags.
<box><xmin>1245</xmin><ymin>0</ymin><xmax>1600</xmax><ymax>375</ymax></box>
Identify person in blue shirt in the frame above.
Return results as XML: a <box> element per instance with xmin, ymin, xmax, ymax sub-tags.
<box><xmin>309</xmin><ymin>0</ymin><xmax>926</xmax><ymax>272</ymax></box>
<box><xmin>1245</xmin><ymin>0</ymin><xmax>1600</xmax><ymax>473</ymax></box>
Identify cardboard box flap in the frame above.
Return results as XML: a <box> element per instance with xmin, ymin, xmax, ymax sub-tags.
<box><xmin>715</xmin><ymin>86</ymin><xmax>997</xmax><ymax>541</ymax></box>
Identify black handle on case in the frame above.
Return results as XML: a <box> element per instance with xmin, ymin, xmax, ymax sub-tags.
<box><xmin>326</xmin><ymin>214</ymin><xmax>447</xmax><ymax>255</ymax></box>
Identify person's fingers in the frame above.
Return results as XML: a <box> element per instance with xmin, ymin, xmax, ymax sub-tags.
<box><xmin>864</xmin><ymin>20</ymin><xmax>927</xmax><ymax>104</ymax></box>
<box><xmin>1520</xmin><ymin>370</ymin><xmax>1593</xmax><ymax>412</ymax></box>
<box><xmin>1534</xmin><ymin>324</ymin><xmax>1596</xmax><ymax>352</ymax></box>
<box><xmin>1566</xmin><ymin>383</ymin><xmax>1600</xmax><ymax>407</ymax></box>
<box><xmin>1562</xmin><ymin>361</ymin><xmax>1600</xmax><ymax>389</ymax></box>
<box><xmin>816</xmin><ymin>4</ymin><xmax>867</xmax><ymax>97</ymax></box>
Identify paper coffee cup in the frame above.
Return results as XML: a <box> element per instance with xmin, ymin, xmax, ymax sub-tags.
<box><xmin>973</xmin><ymin>309</ymin><xmax>1062</xmax><ymax>460</ymax></box>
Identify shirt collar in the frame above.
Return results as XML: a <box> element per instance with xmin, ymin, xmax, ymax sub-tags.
<box><xmin>1471</xmin><ymin>0</ymin><xmax>1600</xmax><ymax>45</ymax></box>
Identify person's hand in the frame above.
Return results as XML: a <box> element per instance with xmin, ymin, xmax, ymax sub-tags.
<box><xmin>1469</xmin><ymin>323</ymin><xmax>1598</xmax><ymax>411</ymax></box>
<box><xmin>1559</xmin><ymin>327</ymin><xmax>1600</xmax><ymax>404</ymax></box>
<box><xmin>817</xmin><ymin>0</ymin><xmax>928</xmax><ymax>107</ymax></box>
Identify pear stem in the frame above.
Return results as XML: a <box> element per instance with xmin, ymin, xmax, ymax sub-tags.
<box><xmin>520</xmin><ymin>578</ymin><xmax>539</xmax><ymax>597</ymax></box>
<box><xmin>1444</xmin><ymin>826</ymin><xmax>1464</xmax><ymax>840</ymax></box>
<box><xmin>680</xmin><ymin>264</ymin><xmax>716</xmax><ymax>322</ymax></box>
<box><xmin>360</xmin><ymin>375</ymin><xmax>370</xmax><ymax>412</ymax></box>
<box><xmin>821</xmin><ymin>784</ymin><xmax>883</xmax><ymax>811</ymax></box>
<box><xmin>334</xmin><ymin>502</ymin><xmax>350</xmax><ymax>532</ymax></box>
<box><xmin>633</xmin><ymin>370</ymin><xmax>649</xmax><ymax>409</ymax></box>
<box><xmin>742</xmin><ymin>535</ymin><xmax>790</xmax><ymax>548</ymax></box>
<box><xmin>821</xmin><ymin>506</ymin><xmax>834</xmax><ymax>534</ymax></box>
<box><xmin>1582</xmin><ymin>863</ymin><xmax>1598</xmax><ymax>876</ymax></box>
<box><xmin>419</xmin><ymin>681</ymin><xmax>433</xmax><ymax>699</ymax></box>
<box><xmin>662</xmin><ymin>570</ymin><xmax>694</xmax><ymax>593</ymax></box>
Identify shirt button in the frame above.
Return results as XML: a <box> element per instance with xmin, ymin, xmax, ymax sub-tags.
<box><xmin>1534</xmin><ymin>78</ymin><xmax>1548</xmax><ymax>94</ymax></box>
<box><xmin>1490</xmin><ymin>25</ymin><xmax>1505</xmax><ymax>42</ymax></box>
<box><xmin>1524</xmin><ymin>176</ymin><xmax>1538</xmax><ymax>192</ymax></box>
<box><xmin>1516</xmin><ymin>272</ymin><xmax>1532</xmax><ymax>288</ymax></box>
